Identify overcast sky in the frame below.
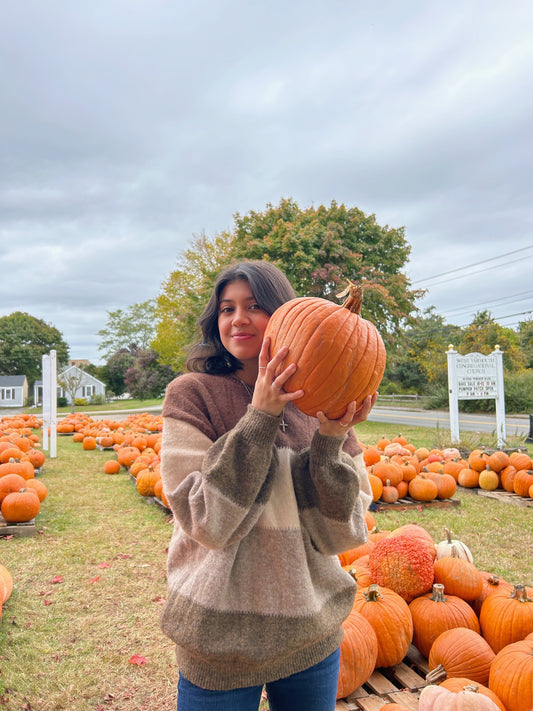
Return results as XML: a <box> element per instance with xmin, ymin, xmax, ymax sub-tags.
<box><xmin>2</xmin><ymin>1</ymin><xmax>532</xmax><ymax>365</ymax></box>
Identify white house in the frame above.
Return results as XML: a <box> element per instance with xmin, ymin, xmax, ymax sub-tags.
<box><xmin>0</xmin><ymin>375</ymin><xmax>29</xmax><ymax>408</ymax></box>
<box><xmin>34</xmin><ymin>365</ymin><xmax>106</xmax><ymax>405</ymax></box>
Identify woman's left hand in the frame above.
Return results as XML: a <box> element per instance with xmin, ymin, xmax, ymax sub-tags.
<box><xmin>316</xmin><ymin>392</ymin><xmax>378</xmax><ymax>437</ymax></box>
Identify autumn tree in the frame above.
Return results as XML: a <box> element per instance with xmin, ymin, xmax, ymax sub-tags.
<box><xmin>518</xmin><ymin>317</ymin><xmax>533</xmax><ymax>369</ymax></box>
<box><xmin>123</xmin><ymin>349</ymin><xmax>176</xmax><ymax>399</ymax></box>
<box><xmin>153</xmin><ymin>231</ymin><xmax>237</xmax><ymax>371</ymax></box>
<box><xmin>97</xmin><ymin>299</ymin><xmax>157</xmax><ymax>361</ymax></box>
<box><xmin>231</xmin><ymin>199</ymin><xmax>423</xmax><ymax>341</ymax></box>
<box><xmin>0</xmin><ymin>312</ymin><xmax>69</xmax><ymax>385</ymax></box>
<box><xmin>458</xmin><ymin>310</ymin><xmax>525</xmax><ymax>372</ymax></box>
<box><xmin>155</xmin><ymin>199</ymin><xmax>423</xmax><ymax>370</ymax></box>
<box><xmin>386</xmin><ymin>308</ymin><xmax>458</xmax><ymax>391</ymax></box>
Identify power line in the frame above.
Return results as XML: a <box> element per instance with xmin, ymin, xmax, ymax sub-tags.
<box><xmin>412</xmin><ymin>244</ymin><xmax>533</xmax><ymax>285</ymax></box>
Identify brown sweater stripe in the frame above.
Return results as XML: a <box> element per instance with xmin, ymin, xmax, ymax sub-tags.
<box><xmin>160</xmin><ymin>372</ymin><xmax>372</xmax><ymax>690</ymax></box>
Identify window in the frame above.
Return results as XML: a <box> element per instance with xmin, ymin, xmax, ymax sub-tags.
<box><xmin>82</xmin><ymin>385</ymin><xmax>95</xmax><ymax>397</ymax></box>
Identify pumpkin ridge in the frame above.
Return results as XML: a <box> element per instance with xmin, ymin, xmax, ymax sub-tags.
<box><xmin>344</xmin><ymin>324</ymin><xmax>384</xmax><ymax>403</ymax></box>
<box><xmin>270</xmin><ymin>299</ymin><xmax>331</xmax><ymax>353</ymax></box>
<box><xmin>285</xmin><ymin>305</ymin><xmax>359</xmax><ymax>393</ymax></box>
<box><xmin>294</xmin><ymin>312</ymin><xmax>370</xmax><ymax>413</ymax></box>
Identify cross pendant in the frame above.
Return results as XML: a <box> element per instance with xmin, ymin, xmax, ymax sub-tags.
<box><xmin>280</xmin><ymin>419</ymin><xmax>288</xmax><ymax>432</ymax></box>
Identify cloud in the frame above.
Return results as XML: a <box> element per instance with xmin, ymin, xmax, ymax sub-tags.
<box><xmin>1</xmin><ymin>0</ymin><xmax>533</xmax><ymax>363</ymax></box>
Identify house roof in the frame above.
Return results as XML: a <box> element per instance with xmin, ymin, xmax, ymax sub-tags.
<box><xmin>59</xmin><ymin>365</ymin><xmax>106</xmax><ymax>387</ymax></box>
<box><xmin>0</xmin><ymin>375</ymin><xmax>27</xmax><ymax>386</ymax></box>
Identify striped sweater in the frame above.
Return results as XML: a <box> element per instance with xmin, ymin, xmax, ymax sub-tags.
<box><xmin>159</xmin><ymin>372</ymin><xmax>372</xmax><ymax>690</ymax></box>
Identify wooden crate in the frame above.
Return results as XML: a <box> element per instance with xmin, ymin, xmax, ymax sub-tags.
<box><xmin>336</xmin><ymin>645</ymin><xmax>429</xmax><ymax>710</ymax></box>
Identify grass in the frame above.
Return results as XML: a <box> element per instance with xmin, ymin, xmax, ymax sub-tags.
<box><xmin>0</xmin><ymin>425</ymin><xmax>532</xmax><ymax>710</ymax></box>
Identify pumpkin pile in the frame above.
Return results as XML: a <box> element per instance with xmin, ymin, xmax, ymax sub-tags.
<box><xmin>338</xmin><ymin>519</ymin><xmax>533</xmax><ymax>710</ymax></box>
<box><xmin>0</xmin><ymin>415</ymin><xmax>47</xmax><ymax>525</ymax></box>
<box><xmin>362</xmin><ymin>435</ymin><xmax>533</xmax><ymax>505</ymax></box>
<box><xmin>60</xmin><ymin>412</ymin><xmax>168</xmax><ymax>508</ymax></box>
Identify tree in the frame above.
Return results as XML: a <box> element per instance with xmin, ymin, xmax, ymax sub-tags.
<box><xmin>0</xmin><ymin>312</ymin><xmax>69</xmax><ymax>385</ymax></box>
<box><xmin>100</xmin><ymin>349</ymin><xmax>137</xmax><ymax>397</ymax></box>
<box><xmin>230</xmin><ymin>199</ymin><xmax>424</xmax><ymax>340</ymax></box>
<box><xmin>123</xmin><ymin>349</ymin><xmax>176</xmax><ymax>399</ymax></box>
<box><xmin>153</xmin><ymin>231</ymin><xmax>237</xmax><ymax>371</ymax></box>
<box><xmin>518</xmin><ymin>317</ymin><xmax>533</xmax><ymax>369</ymax></box>
<box><xmin>154</xmin><ymin>199</ymin><xmax>423</xmax><ymax>370</ymax></box>
<box><xmin>57</xmin><ymin>367</ymin><xmax>86</xmax><ymax>413</ymax></box>
<box><xmin>459</xmin><ymin>311</ymin><xmax>525</xmax><ymax>372</ymax></box>
<box><xmin>97</xmin><ymin>299</ymin><xmax>157</xmax><ymax>361</ymax></box>
<box><xmin>386</xmin><ymin>308</ymin><xmax>458</xmax><ymax>391</ymax></box>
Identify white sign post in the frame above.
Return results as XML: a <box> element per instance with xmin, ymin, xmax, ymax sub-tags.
<box><xmin>41</xmin><ymin>350</ymin><xmax>57</xmax><ymax>458</ymax></box>
<box><xmin>447</xmin><ymin>346</ymin><xmax>506</xmax><ymax>448</ymax></box>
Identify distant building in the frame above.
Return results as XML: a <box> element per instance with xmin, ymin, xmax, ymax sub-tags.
<box><xmin>0</xmin><ymin>375</ymin><xmax>29</xmax><ymax>408</ymax></box>
<box><xmin>68</xmin><ymin>359</ymin><xmax>91</xmax><ymax>368</ymax></box>
<box><xmin>34</xmin><ymin>365</ymin><xmax>106</xmax><ymax>405</ymax></box>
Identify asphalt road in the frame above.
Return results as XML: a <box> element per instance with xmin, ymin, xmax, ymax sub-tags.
<box><xmin>367</xmin><ymin>407</ymin><xmax>531</xmax><ymax>438</ymax></box>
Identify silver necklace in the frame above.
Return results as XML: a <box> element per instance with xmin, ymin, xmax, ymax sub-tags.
<box><xmin>239</xmin><ymin>379</ymin><xmax>288</xmax><ymax>432</ymax></box>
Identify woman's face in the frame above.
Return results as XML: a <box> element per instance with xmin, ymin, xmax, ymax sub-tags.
<box><xmin>217</xmin><ymin>279</ymin><xmax>270</xmax><ymax>367</ymax></box>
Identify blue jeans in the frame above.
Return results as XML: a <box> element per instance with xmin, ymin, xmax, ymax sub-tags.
<box><xmin>177</xmin><ymin>647</ymin><xmax>341</xmax><ymax>711</ymax></box>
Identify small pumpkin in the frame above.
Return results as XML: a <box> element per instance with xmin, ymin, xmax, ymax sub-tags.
<box><xmin>0</xmin><ymin>473</ymin><xmax>27</xmax><ymax>503</ymax></box>
<box><xmin>435</xmin><ymin>528</ymin><xmax>474</xmax><ymax>563</ymax></box>
<box><xmin>433</xmin><ymin>553</ymin><xmax>483</xmax><ymax>601</ymax></box>
<box><xmin>409</xmin><ymin>473</ymin><xmax>438</xmax><ymax>502</ymax></box>
<box><xmin>381</xmin><ymin>479</ymin><xmax>399</xmax><ymax>504</ymax></box>
<box><xmin>1</xmin><ymin>488</ymin><xmax>40</xmax><ymax>523</ymax></box>
<box><xmin>263</xmin><ymin>281</ymin><xmax>386</xmax><ymax>419</ymax></box>
<box><xmin>25</xmin><ymin>477</ymin><xmax>48</xmax><ymax>502</ymax></box>
<box><xmin>103</xmin><ymin>460</ymin><xmax>121</xmax><ymax>475</ymax></box>
<box><xmin>478</xmin><ymin>468</ymin><xmax>499</xmax><ymax>491</ymax></box>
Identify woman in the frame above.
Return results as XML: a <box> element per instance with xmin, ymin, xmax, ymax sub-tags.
<box><xmin>160</xmin><ymin>260</ymin><xmax>375</xmax><ymax>711</ymax></box>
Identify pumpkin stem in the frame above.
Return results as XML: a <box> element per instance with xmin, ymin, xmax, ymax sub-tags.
<box><xmin>430</xmin><ymin>583</ymin><xmax>447</xmax><ymax>602</ymax></box>
<box><xmin>511</xmin><ymin>583</ymin><xmax>533</xmax><ymax>603</ymax></box>
<box><xmin>364</xmin><ymin>583</ymin><xmax>382</xmax><ymax>602</ymax></box>
<box><xmin>425</xmin><ymin>664</ymin><xmax>447</xmax><ymax>685</ymax></box>
<box><xmin>464</xmin><ymin>684</ymin><xmax>480</xmax><ymax>693</ymax></box>
<box><xmin>336</xmin><ymin>280</ymin><xmax>363</xmax><ymax>315</ymax></box>
<box><xmin>445</xmin><ymin>527</ymin><xmax>453</xmax><ymax>543</ymax></box>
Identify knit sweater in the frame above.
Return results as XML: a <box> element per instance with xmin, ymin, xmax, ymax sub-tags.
<box><xmin>159</xmin><ymin>371</ymin><xmax>372</xmax><ymax>691</ymax></box>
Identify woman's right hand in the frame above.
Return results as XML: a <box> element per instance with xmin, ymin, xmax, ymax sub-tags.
<box><xmin>251</xmin><ymin>337</ymin><xmax>304</xmax><ymax>416</ymax></box>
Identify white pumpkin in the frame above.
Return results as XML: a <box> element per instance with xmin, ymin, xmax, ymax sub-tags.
<box><xmin>419</xmin><ymin>684</ymin><xmax>501</xmax><ymax>711</ymax></box>
<box><xmin>435</xmin><ymin>528</ymin><xmax>474</xmax><ymax>563</ymax></box>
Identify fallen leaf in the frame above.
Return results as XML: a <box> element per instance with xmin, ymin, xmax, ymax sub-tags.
<box><xmin>128</xmin><ymin>654</ymin><xmax>147</xmax><ymax>667</ymax></box>
<box><xmin>50</xmin><ymin>575</ymin><xmax>64</xmax><ymax>584</ymax></box>
<box><xmin>43</xmin><ymin>600</ymin><xmax>53</xmax><ymax>606</ymax></box>
<box><xmin>89</xmin><ymin>576</ymin><xmax>100</xmax><ymax>584</ymax></box>
<box><xmin>98</xmin><ymin>562</ymin><xmax>111</xmax><ymax>569</ymax></box>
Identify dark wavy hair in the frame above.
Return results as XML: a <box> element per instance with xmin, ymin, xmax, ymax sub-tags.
<box><xmin>186</xmin><ymin>260</ymin><xmax>296</xmax><ymax>375</ymax></box>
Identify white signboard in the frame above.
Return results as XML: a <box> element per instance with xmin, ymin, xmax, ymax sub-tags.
<box><xmin>42</xmin><ymin>350</ymin><xmax>57</xmax><ymax>458</ymax></box>
<box><xmin>447</xmin><ymin>346</ymin><xmax>506</xmax><ymax>448</ymax></box>
<box><xmin>455</xmin><ymin>353</ymin><xmax>498</xmax><ymax>400</ymax></box>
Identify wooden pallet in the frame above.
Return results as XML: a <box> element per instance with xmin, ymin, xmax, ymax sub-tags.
<box><xmin>0</xmin><ymin>515</ymin><xmax>37</xmax><ymax>537</ymax></box>
<box><xmin>476</xmin><ymin>489</ymin><xmax>533</xmax><ymax>507</ymax></box>
<box><xmin>336</xmin><ymin>646</ymin><xmax>429</xmax><ymax>710</ymax></box>
<box><xmin>374</xmin><ymin>497</ymin><xmax>460</xmax><ymax>512</ymax></box>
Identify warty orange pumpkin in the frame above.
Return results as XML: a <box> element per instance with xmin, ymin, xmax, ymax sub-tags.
<box><xmin>263</xmin><ymin>281</ymin><xmax>386</xmax><ymax>419</ymax></box>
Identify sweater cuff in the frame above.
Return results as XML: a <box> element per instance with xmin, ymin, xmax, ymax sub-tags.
<box><xmin>238</xmin><ymin>404</ymin><xmax>283</xmax><ymax>446</ymax></box>
<box><xmin>311</xmin><ymin>430</ymin><xmax>346</xmax><ymax>462</ymax></box>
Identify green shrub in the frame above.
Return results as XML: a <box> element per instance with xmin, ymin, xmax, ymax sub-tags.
<box><xmin>74</xmin><ymin>398</ymin><xmax>88</xmax><ymax>406</ymax></box>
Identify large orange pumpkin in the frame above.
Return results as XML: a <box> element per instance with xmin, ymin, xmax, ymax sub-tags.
<box><xmin>263</xmin><ymin>281</ymin><xmax>386</xmax><ymax>419</ymax></box>
<box><xmin>352</xmin><ymin>584</ymin><xmax>413</xmax><ymax>668</ymax></box>
<box><xmin>409</xmin><ymin>583</ymin><xmax>480</xmax><ymax>658</ymax></box>
<box><xmin>427</xmin><ymin>627</ymin><xmax>495</xmax><ymax>686</ymax></box>
<box><xmin>479</xmin><ymin>583</ymin><xmax>533</xmax><ymax>653</ymax></box>
<box><xmin>336</xmin><ymin>608</ymin><xmax>378</xmax><ymax>699</ymax></box>
<box><xmin>489</xmin><ymin>637</ymin><xmax>533</xmax><ymax>711</ymax></box>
